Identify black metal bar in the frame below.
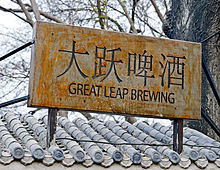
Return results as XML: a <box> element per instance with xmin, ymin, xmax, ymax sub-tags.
<box><xmin>0</xmin><ymin>41</ymin><xmax>34</xmax><ymax>62</ymax></box>
<box><xmin>201</xmin><ymin>108</ymin><xmax>220</xmax><ymax>138</ymax></box>
<box><xmin>200</xmin><ymin>30</ymin><xmax>220</xmax><ymax>43</ymax></box>
<box><xmin>0</xmin><ymin>95</ymin><xmax>28</xmax><ymax>108</ymax></box>
<box><xmin>47</xmin><ymin>108</ymin><xmax>58</xmax><ymax>148</ymax></box>
<box><xmin>178</xmin><ymin>119</ymin><xmax>183</xmax><ymax>154</ymax></box>
<box><xmin>173</xmin><ymin>119</ymin><xmax>178</xmax><ymax>152</ymax></box>
<box><xmin>202</xmin><ymin>56</ymin><xmax>220</xmax><ymax>106</ymax></box>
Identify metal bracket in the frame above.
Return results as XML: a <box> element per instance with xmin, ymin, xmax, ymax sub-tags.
<box><xmin>173</xmin><ymin>119</ymin><xmax>183</xmax><ymax>154</ymax></box>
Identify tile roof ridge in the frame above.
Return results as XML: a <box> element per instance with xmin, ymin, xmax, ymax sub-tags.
<box><xmin>40</xmin><ymin>114</ymin><xmax>86</xmax><ymax>163</ymax></box>
<box><xmin>147</xmin><ymin>121</ymin><xmax>200</xmax><ymax>161</ymax></box>
<box><xmin>72</xmin><ymin>117</ymin><xmax>124</xmax><ymax>162</ymax></box>
<box><xmin>105</xmin><ymin>120</ymin><xmax>162</xmax><ymax>163</ymax></box>
<box><xmin>3</xmin><ymin>112</ymin><xmax>45</xmax><ymax>160</ymax></box>
<box><xmin>22</xmin><ymin>113</ymin><xmax>64</xmax><ymax>161</ymax></box>
<box><xmin>125</xmin><ymin>121</ymin><xmax>180</xmax><ymax>164</ymax></box>
<box><xmin>57</xmin><ymin>116</ymin><xmax>104</xmax><ymax>163</ymax></box>
<box><xmin>183</xmin><ymin>127</ymin><xmax>220</xmax><ymax>156</ymax></box>
<box><xmin>150</xmin><ymin>122</ymin><xmax>218</xmax><ymax>162</ymax></box>
<box><xmin>0</xmin><ymin>119</ymin><xmax>23</xmax><ymax>159</ymax></box>
<box><xmin>88</xmin><ymin>119</ymin><xmax>142</xmax><ymax>164</ymax></box>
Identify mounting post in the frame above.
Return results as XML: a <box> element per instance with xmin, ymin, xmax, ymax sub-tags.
<box><xmin>47</xmin><ymin>108</ymin><xmax>58</xmax><ymax>148</ymax></box>
<box><xmin>173</xmin><ymin>119</ymin><xmax>178</xmax><ymax>152</ymax></box>
<box><xmin>178</xmin><ymin>119</ymin><xmax>183</xmax><ymax>154</ymax></box>
<box><xmin>173</xmin><ymin>119</ymin><xmax>183</xmax><ymax>154</ymax></box>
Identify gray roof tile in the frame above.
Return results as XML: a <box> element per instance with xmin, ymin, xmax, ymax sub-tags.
<box><xmin>20</xmin><ymin>152</ymin><xmax>34</xmax><ymax>165</ymax></box>
<box><xmin>151</xmin><ymin>125</ymin><xmax>199</xmax><ymax>161</ymax></box>
<box><xmin>141</xmin><ymin>156</ymin><xmax>153</xmax><ymax>168</ymax></box>
<box><xmin>106</xmin><ymin>120</ymin><xmax>161</xmax><ymax>163</ymax></box>
<box><xmin>215</xmin><ymin>158</ymin><xmax>220</xmax><ymax>168</ymax></box>
<box><xmin>0</xmin><ymin>151</ymin><xmax>14</xmax><ymax>165</ymax></box>
<box><xmin>61</xmin><ymin>154</ymin><xmax>75</xmax><ymax>167</ymax></box>
<box><xmin>73</xmin><ymin>118</ymin><xmax>124</xmax><ymax>162</ymax></box>
<box><xmin>179</xmin><ymin>155</ymin><xmax>191</xmax><ymax>169</ymax></box>
<box><xmin>195</xmin><ymin>156</ymin><xmax>209</xmax><ymax>169</ymax></box>
<box><xmin>0</xmin><ymin>119</ymin><xmax>23</xmax><ymax>159</ymax></box>
<box><xmin>56</xmin><ymin>116</ymin><xmax>104</xmax><ymax>163</ymax></box>
<box><xmin>3</xmin><ymin>113</ymin><xmax>45</xmax><ymax>160</ymax></box>
<box><xmin>0</xmin><ymin>112</ymin><xmax>219</xmax><ymax>169</ymax></box>
<box><xmin>159</xmin><ymin>157</ymin><xmax>172</xmax><ymax>169</ymax></box>
<box><xmin>89</xmin><ymin>119</ymin><xmax>142</xmax><ymax>164</ymax></box>
<box><xmin>133</xmin><ymin>122</ymin><xmax>180</xmax><ymax>163</ymax></box>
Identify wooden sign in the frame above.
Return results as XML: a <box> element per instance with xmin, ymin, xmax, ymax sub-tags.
<box><xmin>28</xmin><ymin>21</ymin><xmax>201</xmax><ymax>119</ymax></box>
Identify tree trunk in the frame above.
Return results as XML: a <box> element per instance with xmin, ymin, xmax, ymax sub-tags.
<box><xmin>163</xmin><ymin>0</ymin><xmax>220</xmax><ymax>140</ymax></box>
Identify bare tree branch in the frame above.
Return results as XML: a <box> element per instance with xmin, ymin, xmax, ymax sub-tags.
<box><xmin>131</xmin><ymin>0</ymin><xmax>139</xmax><ymax>23</ymax></box>
<box><xmin>163</xmin><ymin>0</ymin><xmax>168</xmax><ymax>13</ymax></box>
<box><xmin>105</xmin><ymin>3</ymin><xmax>125</xmax><ymax>16</ymax></box>
<box><xmin>49</xmin><ymin>7</ymin><xmax>92</xmax><ymax>13</ymax></box>
<box><xmin>16</xmin><ymin>0</ymin><xmax>34</xmax><ymax>26</ymax></box>
<box><xmin>30</xmin><ymin>0</ymin><xmax>41</xmax><ymax>20</ymax></box>
<box><xmin>0</xmin><ymin>7</ymin><xmax>23</xmax><ymax>12</ymax></box>
<box><xmin>0</xmin><ymin>5</ymin><xmax>32</xmax><ymax>25</ymax></box>
<box><xmin>97</xmin><ymin>0</ymin><xmax>104</xmax><ymax>29</ymax></box>
<box><xmin>135</xmin><ymin>12</ymin><xmax>165</xmax><ymax>37</ymax></box>
<box><xmin>150</xmin><ymin>0</ymin><xmax>164</xmax><ymax>23</ymax></box>
<box><xmin>99</xmin><ymin>16</ymin><xmax>124</xmax><ymax>32</ymax></box>
<box><xmin>0</xmin><ymin>6</ymin><xmax>64</xmax><ymax>23</ymax></box>
<box><xmin>104</xmin><ymin>0</ymin><xmax>109</xmax><ymax>30</ymax></box>
<box><xmin>117</xmin><ymin>0</ymin><xmax>137</xmax><ymax>33</ymax></box>
<box><xmin>130</xmin><ymin>0</ymin><xmax>140</xmax><ymax>33</ymax></box>
<box><xmin>39</xmin><ymin>10</ymin><xmax>64</xmax><ymax>23</ymax></box>
<box><xmin>24</xmin><ymin>3</ymin><xmax>65</xmax><ymax>23</ymax></box>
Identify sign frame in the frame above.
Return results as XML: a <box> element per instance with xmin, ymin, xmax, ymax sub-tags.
<box><xmin>28</xmin><ymin>21</ymin><xmax>201</xmax><ymax>120</ymax></box>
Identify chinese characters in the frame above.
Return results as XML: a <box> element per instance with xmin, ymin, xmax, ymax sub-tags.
<box><xmin>58</xmin><ymin>40</ymin><xmax>186</xmax><ymax>89</ymax></box>
<box><xmin>127</xmin><ymin>50</ymin><xmax>155</xmax><ymax>86</ymax></box>
<box><xmin>57</xmin><ymin>40</ymin><xmax>89</xmax><ymax>78</ymax></box>
<box><xmin>58</xmin><ymin>41</ymin><xmax>123</xmax><ymax>82</ymax></box>
<box><xmin>92</xmin><ymin>47</ymin><xmax>123</xmax><ymax>83</ymax></box>
<box><xmin>160</xmin><ymin>54</ymin><xmax>186</xmax><ymax>89</ymax></box>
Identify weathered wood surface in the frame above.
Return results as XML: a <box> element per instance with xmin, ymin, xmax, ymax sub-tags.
<box><xmin>28</xmin><ymin>21</ymin><xmax>201</xmax><ymax>119</ymax></box>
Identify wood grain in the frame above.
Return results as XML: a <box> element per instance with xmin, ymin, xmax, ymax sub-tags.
<box><xmin>28</xmin><ymin>21</ymin><xmax>201</xmax><ymax>119</ymax></box>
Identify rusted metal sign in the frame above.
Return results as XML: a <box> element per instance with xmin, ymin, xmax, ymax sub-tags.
<box><xmin>28</xmin><ymin>21</ymin><xmax>201</xmax><ymax>119</ymax></box>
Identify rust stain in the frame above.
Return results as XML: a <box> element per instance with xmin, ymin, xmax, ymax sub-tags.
<box><xmin>28</xmin><ymin>21</ymin><xmax>201</xmax><ymax>119</ymax></box>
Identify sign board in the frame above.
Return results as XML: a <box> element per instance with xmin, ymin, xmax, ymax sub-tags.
<box><xmin>28</xmin><ymin>21</ymin><xmax>201</xmax><ymax>119</ymax></box>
